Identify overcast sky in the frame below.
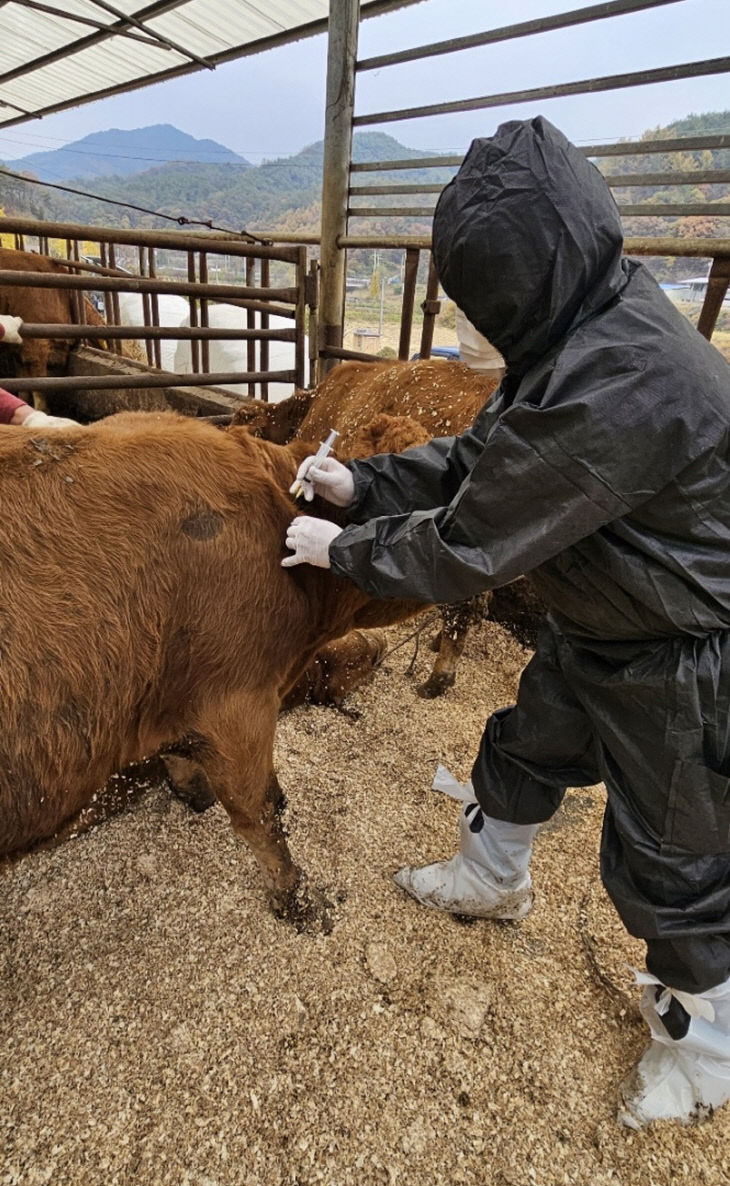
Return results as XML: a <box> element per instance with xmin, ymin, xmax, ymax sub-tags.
<box><xmin>0</xmin><ymin>0</ymin><xmax>728</xmax><ymax>166</ymax></box>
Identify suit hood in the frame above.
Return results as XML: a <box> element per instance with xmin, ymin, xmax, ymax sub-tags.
<box><xmin>433</xmin><ymin>116</ymin><xmax>628</xmax><ymax>373</ymax></box>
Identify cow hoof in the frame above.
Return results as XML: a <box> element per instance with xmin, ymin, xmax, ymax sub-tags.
<box><xmin>176</xmin><ymin>784</ymin><xmax>216</xmax><ymax>813</ymax></box>
<box><xmin>416</xmin><ymin>671</ymin><xmax>455</xmax><ymax>698</ymax></box>
<box><xmin>272</xmin><ymin>877</ymin><xmax>334</xmax><ymax>935</ymax></box>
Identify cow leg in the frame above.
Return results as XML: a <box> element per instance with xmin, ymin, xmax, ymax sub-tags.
<box><xmin>282</xmin><ymin>629</ymin><xmax>387</xmax><ymax>710</ymax></box>
<box><xmin>196</xmin><ymin>696</ymin><xmax>332</xmax><ymax>933</ymax></box>
<box><xmin>160</xmin><ymin>750</ymin><xmax>217</xmax><ymax>813</ymax></box>
<box><xmin>417</xmin><ymin>595</ymin><xmax>489</xmax><ymax>698</ymax></box>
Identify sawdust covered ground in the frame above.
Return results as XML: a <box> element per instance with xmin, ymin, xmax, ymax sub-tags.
<box><xmin>1</xmin><ymin>617</ymin><xmax>728</xmax><ymax>1186</ymax></box>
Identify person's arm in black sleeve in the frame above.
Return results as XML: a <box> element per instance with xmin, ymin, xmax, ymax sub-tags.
<box><xmin>330</xmin><ymin>345</ymin><xmax>719</xmax><ymax>604</ymax></box>
<box><xmin>331</xmin><ymin>411</ymin><xmax>625</xmax><ymax>602</ymax></box>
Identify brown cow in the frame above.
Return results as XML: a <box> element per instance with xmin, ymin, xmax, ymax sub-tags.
<box><xmin>0</xmin><ymin>411</ymin><xmax>425</xmax><ymax>929</ymax></box>
<box><xmin>0</xmin><ymin>248</ymin><xmax>144</xmax><ymax>410</ymax></box>
<box><xmin>234</xmin><ymin>358</ymin><xmax>499</xmax><ymax>450</ymax></box>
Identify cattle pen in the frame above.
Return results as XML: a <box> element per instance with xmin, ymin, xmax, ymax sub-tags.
<box><xmin>1</xmin><ymin>2</ymin><xmax>730</xmax><ymax>1184</ymax></box>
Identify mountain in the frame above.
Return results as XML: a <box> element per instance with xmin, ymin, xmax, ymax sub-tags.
<box><xmin>2</xmin><ymin>131</ymin><xmax>450</xmax><ymax>238</ymax></box>
<box><xmin>8</xmin><ymin>124</ymin><xmax>250</xmax><ymax>181</ymax></box>
<box><xmin>2</xmin><ymin>117</ymin><xmax>726</xmax><ymax>260</ymax></box>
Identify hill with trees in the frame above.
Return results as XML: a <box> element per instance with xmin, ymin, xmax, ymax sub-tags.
<box><xmin>0</xmin><ymin>130</ymin><xmax>451</xmax><ymax>241</ymax></box>
<box><xmin>0</xmin><ymin>114</ymin><xmax>726</xmax><ymax>272</ymax></box>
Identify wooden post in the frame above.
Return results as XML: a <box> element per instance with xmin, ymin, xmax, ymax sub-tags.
<box><xmin>697</xmin><ymin>255</ymin><xmax>730</xmax><ymax>340</ymax></box>
<box><xmin>317</xmin><ymin>0</ymin><xmax>360</xmax><ymax>381</ymax></box>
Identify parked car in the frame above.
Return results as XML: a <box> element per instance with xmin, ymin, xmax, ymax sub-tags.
<box><xmin>410</xmin><ymin>346</ymin><xmax>460</xmax><ymax>361</ymax></box>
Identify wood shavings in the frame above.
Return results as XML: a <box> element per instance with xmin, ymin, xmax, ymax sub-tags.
<box><xmin>0</xmin><ymin>616</ymin><xmax>728</xmax><ymax>1184</ymax></box>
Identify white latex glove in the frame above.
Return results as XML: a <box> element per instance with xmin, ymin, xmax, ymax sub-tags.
<box><xmin>22</xmin><ymin>409</ymin><xmax>80</xmax><ymax>429</ymax></box>
<box><xmin>290</xmin><ymin>455</ymin><xmax>354</xmax><ymax>506</ymax></box>
<box><xmin>281</xmin><ymin>516</ymin><xmax>343</xmax><ymax>568</ymax></box>
<box><xmin>0</xmin><ymin>315</ymin><xmax>23</xmax><ymax>345</ymax></box>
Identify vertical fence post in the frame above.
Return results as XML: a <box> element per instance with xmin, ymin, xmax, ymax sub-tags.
<box><xmin>187</xmin><ymin>250</ymin><xmax>199</xmax><ymax>374</ymax></box>
<box><xmin>398</xmin><ymin>248</ymin><xmax>420</xmax><ymax>360</ymax></box>
<box><xmin>418</xmin><ymin>254</ymin><xmax>441</xmax><ymax>359</ymax></box>
<box><xmin>148</xmin><ymin>246</ymin><xmax>161</xmax><ymax>369</ymax></box>
<box><xmin>246</xmin><ymin>255</ymin><xmax>256</xmax><ymax>399</ymax></box>
<box><xmin>260</xmin><ymin>256</ymin><xmax>270</xmax><ymax>402</ymax></box>
<box><xmin>293</xmin><ymin>245</ymin><xmax>307</xmax><ymax>391</ymax></box>
<box><xmin>318</xmin><ymin>0</ymin><xmax>360</xmax><ymax>381</ymax></box>
<box><xmin>138</xmin><ymin>244</ymin><xmax>153</xmax><ymax>366</ymax></box>
<box><xmin>199</xmin><ymin>251</ymin><xmax>209</xmax><ymax>374</ymax></box>
<box><xmin>697</xmin><ymin>254</ymin><xmax>730</xmax><ymax>340</ymax></box>
<box><xmin>307</xmin><ymin>259</ymin><xmax>320</xmax><ymax>390</ymax></box>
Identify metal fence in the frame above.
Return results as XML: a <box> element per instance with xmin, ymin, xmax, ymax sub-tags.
<box><xmin>0</xmin><ymin>217</ymin><xmax>313</xmax><ymax>407</ymax></box>
<box><xmin>316</xmin><ymin>0</ymin><xmax>730</xmax><ymax>374</ymax></box>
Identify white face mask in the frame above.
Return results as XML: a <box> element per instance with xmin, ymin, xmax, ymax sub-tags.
<box><xmin>455</xmin><ymin>307</ymin><xmax>505</xmax><ymax>374</ymax></box>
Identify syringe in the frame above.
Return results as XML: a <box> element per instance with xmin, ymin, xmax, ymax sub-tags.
<box><xmin>291</xmin><ymin>428</ymin><xmax>340</xmax><ymax>500</ymax></box>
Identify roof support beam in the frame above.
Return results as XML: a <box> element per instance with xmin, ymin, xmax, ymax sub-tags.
<box><xmin>318</xmin><ymin>0</ymin><xmax>360</xmax><ymax>381</ymax></box>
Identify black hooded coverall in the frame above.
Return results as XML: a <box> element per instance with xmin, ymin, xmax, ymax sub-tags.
<box><xmin>329</xmin><ymin>117</ymin><xmax>730</xmax><ymax>995</ymax></box>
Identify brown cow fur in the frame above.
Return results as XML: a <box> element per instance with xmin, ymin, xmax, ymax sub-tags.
<box><xmin>0</xmin><ymin>412</ymin><xmax>427</xmax><ymax>928</ymax></box>
<box><xmin>232</xmin><ymin>388</ymin><xmax>315</xmax><ymax>444</ymax></box>
<box><xmin>294</xmin><ymin>359</ymin><xmax>499</xmax><ymax>454</ymax></box>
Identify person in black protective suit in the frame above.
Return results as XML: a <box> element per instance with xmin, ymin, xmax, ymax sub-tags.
<box><xmin>282</xmin><ymin>116</ymin><xmax>730</xmax><ymax>1128</ymax></box>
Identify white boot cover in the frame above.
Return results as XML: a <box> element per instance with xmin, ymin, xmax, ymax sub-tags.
<box><xmin>393</xmin><ymin>802</ymin><xmax>537</xmax><ymax>919</ymax></box>
<box><xmin>618</xmin><ymin>973</ymin><xmax>730</xmax><ymax>1128</ymax></box>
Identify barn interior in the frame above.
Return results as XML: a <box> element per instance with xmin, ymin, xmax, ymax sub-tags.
<box><xmin>1</xmin><ymin>4</ymin><xmax>729</xmax><ymax>1184</ymax></box>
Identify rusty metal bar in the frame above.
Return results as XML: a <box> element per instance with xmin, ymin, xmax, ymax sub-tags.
<box><xmin>0</xmin><ymin>371</ymin><xmax>297</xmax><ymax>394</ymax></box>
<box><xmin>199</xmin><ymin>251</ymin><xmax>210</xmax><ymax>374</ymax></box>
<box><xmin>398</xmin><ymin>248</ymin><xmax>420</xmax><ymax>361</ymax></box>
<box><xmin>580</xmin><ymin>134</ymin><xmax>730</xmax><ymax>157</ymax></box>
<box><xmin>353</xmin><ymin>57</ymin><xmax>730</xmax><ymax>126</ymax></box>
<box><xmin>621</xmin><ymin>204</ymin><xmax>730</xmax><ymax>216</ymax></box>
<box><xmin>602</xmin><ymin>170</ymin><xmax>730</xmax><ymax>187</ymax></box>
<box><xmin>351</xmin><ymin>136</ymin><xmax>730</xmax><ymax>171</ymax></box>
<box><xmin>341</xmin><ymin>236</ymin><xmax>730</xmax><ymax>255</ymax></box>
<box><xmin>260</xmin><ymin>256</ymin><xmax>270</xmax><ymax>402</ymax></box>
<box><xmin>350</xmin><ymin>207</ymin><xmax>438</xmax><ymax>218</ymax></box>
<box><xmin>187</xmin><ymin>252</ymin><xmax>200</xmax><ymax>374</ymax></box>
<box><xmin>99</xmin><ymin>241</ymin><xmax>114</xmax><ymax>340</ymax></box>
<box><xmin>0</xmin><ymin>217</ymin><xmax>302</xmax><ymax>261</ymax></box>
<box><xmin>307</xmin><ymin>259</ymin><xmax>319</xmax><ymax>389</ymax></box>
<box><xmin>351</xmin><ymin>171</ymin><xmax>730</xmax><ymax>194</ymax></box>
<box><xmin>351</xmin><ymin>184</ymin><xmax>449</xmax><ymax>196</ymax></box>
<box><xmin>108</xmin><ymin>243</ymin><xmax>122</xmax><ymax>354</ymax></box>
<box><xmin>246</xmin><ymin>257</ymin><xmax>256</xmax><ymax>400</ymax></box>
<box><xmin>349</xmin><ymin>203</ymin><xmax>730</xmax><ymax>219</ymax></box>
<box><xmin>0</xmin><ymin>269</ymin><xmax>299</xmax><ymax>303</ymax></box>
<box><xmin>697</xmin><ymin>257</ymin><xmax>730</xmax><ymax>340</ymax></box>
<box><xmin>418</xmin><ymin>257</ymin><xmax>441</xmax><ymax>360</ymax></box>
<box><xmin>356</xmin><ymin>0</ymin><xmax>682</xmax><ymax>71</ymax></box>
<box><xmin>18</xmin><ymin>324</ymin><xmax>296</xmax><ymax>342</ymax></box>
<box><xmin>319</xmin><ymin>345</ymin><xmax>385</xmax><ymax>363</ymax></box>
<box><xmin>148</xmin><ymin>246</ymin><xmax>162</xmax><ymax>369</ymax></box>
<box><xmin>66</xmin><ymin>237</ymin><xmax>84</xmax><ymax>330</ymax></box>
<box><xmin>318</xmin><ymin>0</ymin><xmax>359</xmax><ymax>381</ymax></box>
<box><xmin>293</xmin><ymin>246</ymin><xmax>307</xmax><ymax>392</ymax></box>
<box><xmin>138</xmin><ymin>244</ymin><xmax>153</xmax><ymax>367</ymax></box>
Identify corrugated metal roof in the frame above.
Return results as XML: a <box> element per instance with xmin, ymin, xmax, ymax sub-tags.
<box><xmin>0</xmin><ymin>0</ymin><xmax>419</xmax><ymax>129</ymax></box>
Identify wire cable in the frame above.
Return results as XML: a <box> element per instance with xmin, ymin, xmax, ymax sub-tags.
<box><xmin>0</xmin><ymin>165</ymin><xmax>271</xmax><ymax>244</ymax></box>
